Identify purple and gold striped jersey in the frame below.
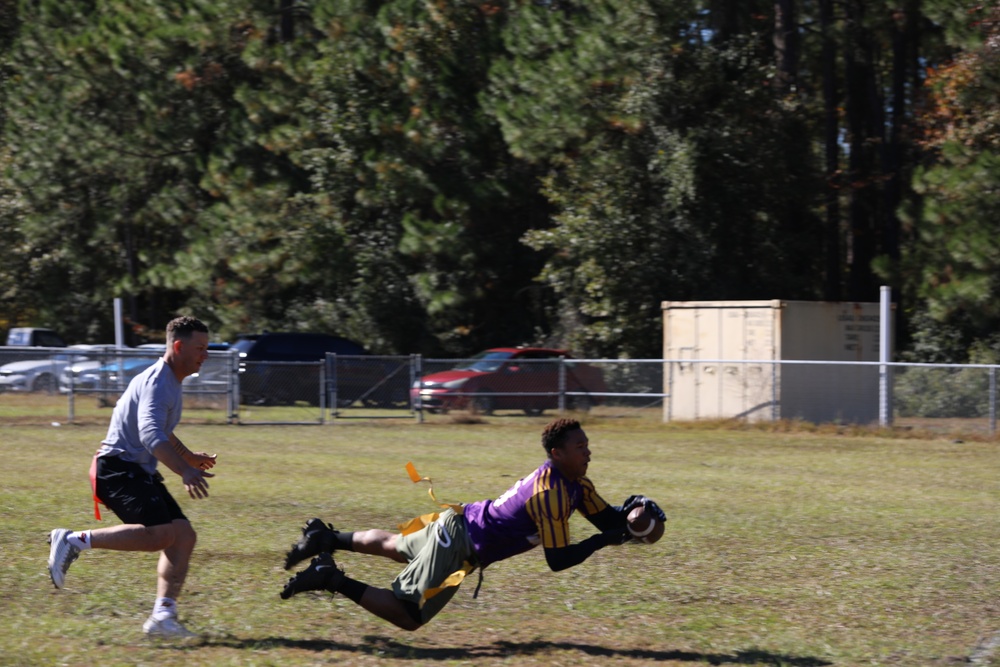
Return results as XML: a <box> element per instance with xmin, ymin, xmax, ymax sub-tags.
<box><xmin>463</xmin><ymin>459</ymin><xmax>608</xmax><ymax>567</ymax></box>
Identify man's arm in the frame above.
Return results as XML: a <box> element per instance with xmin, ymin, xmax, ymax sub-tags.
<box><xmin>543</xmin><ymin>526</ymin><xmax>628</xmax><ymax>572</ymax></box>
<box><xmin>544</xmin><ymin>505</ymin><xmax>633</xmax><ymax>571</ymax></box>
<box><xmin>584</xmin><ymin>505</ymin><xmax>628</xmax><ymax>532</ymax></box>
<box><xmin>532</xmin><ymin>482</ymin><xmax>630</xmax><ymax>571</ymax></box>
<box><xmin>151</xmin><ymin>435</ymin><xmax>213</xmax><ymax>499</ymax></box>
<box><xmin>169</xmin><ymin>434</ymin><xmax>217</xmax><ymax>470</ymax></box>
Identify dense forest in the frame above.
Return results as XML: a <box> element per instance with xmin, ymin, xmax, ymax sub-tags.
<box><xmin>1</xmin><ymin>1</ymin><xmax>998</xmax><ymax>361</ymax></box>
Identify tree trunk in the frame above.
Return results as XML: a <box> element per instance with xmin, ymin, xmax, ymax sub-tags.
<box><xmin>820</xmin><ymin>0</ymin><xmax>841</xmax><ymax>300</ymax></box>
<box><xmin>774</xmin><ymin>0</ymin><xmax>799</xmax><ymax>91</ymax></box>
<box><xmin>844</xmin><ymin>0</ymin><xmax>879</xmax><ymax>301</ymax></box>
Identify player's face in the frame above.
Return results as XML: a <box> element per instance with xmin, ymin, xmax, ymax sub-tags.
<box><xmin>172</xmin><ymin>331</ymin><xmax>210</xmax><ymax>379</ymax></box>
<box><xmin>551</xmin><ymin>428</ymin><xmax>591</xmax><ymax>482</ymax></box>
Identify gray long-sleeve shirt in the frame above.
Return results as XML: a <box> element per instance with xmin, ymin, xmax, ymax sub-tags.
<box><xmin>97</xmin><ymin>358</ymin><xmax>182</xmax><ymax>475</ymax></box>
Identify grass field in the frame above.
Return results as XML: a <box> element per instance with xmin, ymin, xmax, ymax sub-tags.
<box><xmin>2</xmin><ymin>415</ymin><xmax>998</xmax><ymax>666</ymax></box>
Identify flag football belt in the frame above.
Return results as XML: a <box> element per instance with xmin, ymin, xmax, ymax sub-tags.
<box><xmin>400</xmin><ymin>462</ymin><xmax>482</xmax><ymax>607</ymax></box>
<box><xmin>89</xmin><ymin>451</ymin><xmax>103</xmax><ymax>521</ymax></box>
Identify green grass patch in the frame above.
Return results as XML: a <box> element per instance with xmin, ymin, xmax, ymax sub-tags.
<box><xmin>2</xmin><ymin>418</ymin><xmax>999</xmax><ymax>666</ymax></box>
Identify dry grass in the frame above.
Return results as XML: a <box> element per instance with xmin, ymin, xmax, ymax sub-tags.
<box><xmin>1</xmin><ymin>417</ymin><xmax>999</xmax><ymax>666</ymax></box>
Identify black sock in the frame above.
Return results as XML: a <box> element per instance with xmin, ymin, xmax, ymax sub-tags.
<box><xmin>333</xmin><ymin>531</ymin><xmax>355</xmax><ymax>552</ymax></box>
<box><xmin>336</xmin><ymin>576</ymin><xmax>368</xmax><ymax>604</ymax></box>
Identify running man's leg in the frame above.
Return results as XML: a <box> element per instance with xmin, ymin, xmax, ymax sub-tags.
<box><xmin>157</xmin><ymin>519</ymin><xmax>197</xmax><ymax>600</ymax></box>
<box><xmin>350</xmin><ymin>529</ymin><xmax>408</xmax><ymax>563</ymax></box>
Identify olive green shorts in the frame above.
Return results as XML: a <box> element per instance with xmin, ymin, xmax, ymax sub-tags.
<box><xmin>392</xmin><ymin>508</ymin><xmax>474</xmax><ymax>623</ymax></box>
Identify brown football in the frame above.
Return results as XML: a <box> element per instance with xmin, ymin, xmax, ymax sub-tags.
<box><xmin>627</xmin><ymin>505</ymin><xmax>665</xmax><ymax>544</ymax></box>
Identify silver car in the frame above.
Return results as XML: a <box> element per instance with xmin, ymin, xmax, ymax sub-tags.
<box><xmin>0</xmin><ymin>345</ymin><xmax>115</xmax><ymax>393</ymax></box>
<box><xmin>61</xmin><ymin>344</ymin><xmax>233</xmax><ymax>397</ymax></box>
<box><xmin>58</xmin><ymin>346</ymin><xmax>135</xmax><ymax>394</ymax></box>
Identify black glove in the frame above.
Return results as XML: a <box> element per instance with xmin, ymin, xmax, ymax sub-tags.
<box><xmin>602</xmin><ymin>525</ymin><xmax>632</xmax><ymax>546</ymax></box>
<box><xmin>620</xmin><ymin>494</ymin><xmax>645</xmax><ymax>514</ymax></box>
<box><xmin>620</xmin><ymin>495</ymin><xmax>667</xmax><ymax>524</ymax></box>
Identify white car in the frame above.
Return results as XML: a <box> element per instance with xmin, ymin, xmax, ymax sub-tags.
<box><xmin>59</xmin><ymin>347</ymin><xmax>146</xmax><ymax>394</ymax></box>
<box><xmin>135</xmin><ymin>343</ymin><xmax>233</xmax><ymax>391</ymax></box>
<box><xmin>0</xmin><ymin>345</ymin><xmax>115</xmax><ymax>393</ymax></box>
<box><xmin>61</xmin><ymin>344</ymin><xmax>233</xmax><ymax>396</ymax></box>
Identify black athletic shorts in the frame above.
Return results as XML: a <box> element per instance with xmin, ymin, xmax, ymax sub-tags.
<box><xmin>95</xmin><ymin>455</ymin><xmax>187</xmax><ymax>527</ymax></box>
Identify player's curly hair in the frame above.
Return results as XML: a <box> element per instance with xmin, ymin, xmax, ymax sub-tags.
<box><xmin>166</xmin><ymin>316</ymin><xmax>208</xmax><ymax>343</ymax></box>
<box><xmin>541</xmin><ymin>418</ymin><xmax>582</xmax><ymax>455</ymax></box>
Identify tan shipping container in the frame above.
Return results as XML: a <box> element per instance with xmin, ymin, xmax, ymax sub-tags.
<box><xmin>662</xmin><ymin>300</ymin><xmax>889</xmax><ymax>424</ymax></box>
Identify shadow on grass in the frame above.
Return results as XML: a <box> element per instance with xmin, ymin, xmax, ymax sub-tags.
<box><xmin>199</xmin><ymin>635</ymin><xmax>832</xmax><ymax>665</ymax></box>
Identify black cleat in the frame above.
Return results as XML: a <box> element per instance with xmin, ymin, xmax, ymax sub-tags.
<box><xmin>284</xmin><ymin>518</ymin><xmax>337</xmax><ymax>571</ymax></box>
<box><xmin>280</xmin><ymin>552</ymin><xmax>344</xmax><ymax>600</ymax></box>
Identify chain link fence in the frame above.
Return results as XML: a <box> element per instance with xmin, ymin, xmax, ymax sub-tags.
<box><xmin>664</xmin><ymin>359</ymin><xmax>1000</xmax><ymax>436</ymax></box>
<box><xmin>410</xmin><ymin>357</ymin><xmax>666</xmax><ymax>417</ymax></box>
<box><xmin>1</xmin><ymin>346</ymin><xmax>998</xmax><ymax>435</ymax></box>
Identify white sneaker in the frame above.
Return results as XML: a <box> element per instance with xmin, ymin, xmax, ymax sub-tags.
<box><xmin>47</xmin><ymin>528</ymin><xmax>80</xmax><ymax>589</ymax></box>
<box><xmin>143</xmin><ymin>615</ymin><xmax>198</xmax><ymax>639</ymax></box>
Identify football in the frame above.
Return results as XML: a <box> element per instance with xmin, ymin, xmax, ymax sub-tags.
<box><xmin>627</xmin><ymin>505</ymin><xmax>664</xmax><ymax>544</ymax></box>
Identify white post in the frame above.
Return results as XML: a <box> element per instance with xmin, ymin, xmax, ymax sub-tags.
<box><xmin>879</xmin><ymin>286</ymin><xmax>892</xmax><ymax>427</ymax></box>
<box><xmin>114</xmin><ymin>298</ymin><xmax>124</xmax><ymax>348</ymax></box>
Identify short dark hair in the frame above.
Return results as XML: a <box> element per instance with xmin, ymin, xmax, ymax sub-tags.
<box><xmin>166</xmin><ymin>316</ymin><xmax>208</xmax><ymax>344</ymax></box>
<box><xmin>541</xmin><ymin>418</ymin><xmax>582</xmax><ymax>455</ymax></box>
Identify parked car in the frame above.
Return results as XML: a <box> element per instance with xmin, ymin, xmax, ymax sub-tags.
<box><xmin>183</xmin><ymin>342</ymin><xmax>233</xmax><ymax>392</ymax></box>
<box><xmin>68</xmin><ymin>352</ymin><xmax>162</xmax><ymax>399</ymax></box>
<box><xmin>233</xmin><ymin>332</ymin><xmax>397</xmax><ymax>407</ymax></box>
<box><xmin>5</xmin><ymin>327</ymin><xmax>67</xmax><ymax>347</ymax></box>
<box><xmin>1</xmin><ymin>344</ymin><xmax>114</xmax><ymax>393</ymax></box>
<box><xmin>1</xmin><ymin>327</ymin><xmax>69</xmax><ymax>369</ymax></box>
<box><xmin>63</xmin><ymin>343</ymin><xmax>232</xmax><ymax>396</ymax></box>
<box><xmin>411</xmin><ymin>347</ymin><xmax>608</xmax><ymax>415</ymax></box>
<box><xmin>60</xmin><ymin>347</ymin><xmax>131</xmax><ymax>394</ymax></box>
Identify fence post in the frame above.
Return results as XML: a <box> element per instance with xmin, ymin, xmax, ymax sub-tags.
<box><xmin>558</xmin><ymin>358</ymin><xmax>567</xmax><ymax>413</ymax></box>
<box><xmin>228</xmin><ymin>350</ymin><xmax>239</xmax><ymax>424</ymax></box>
<box><xmin>666</xmin><ymin>360</ymin><xmax>673</xmax><ymax>422</ymax></box>
<box><xmin>67</xmin><ymin>378</ymin><xmax>75</xmax><ymax>423</ymax></box>
<box><xmin>991</xmin><ymin>367</ymin><xmax>997</xmax><ymax>437</ymax></box>
<box><xmin>771</xmin><ymin>361</ymin><xmax>778</xmax><ymax>421</ymax></box>
<box><xmin>413</xmin><ymin>354</ymin><xmax>423</xmax><ymax>424</ymax></box>
<box><xmin>319</xmin><ymin>357</ymin><xmax>327</xmax><ymax>424</ymax></box>
<box><xmin>329</xmin><ymin>354</ymin><xmax>338</xmax><ymax>418</ymax></box>
<box><xmin>879</xmin><ymin>285</ymin><xmax>893</xmax><ymax>427</ymax></box>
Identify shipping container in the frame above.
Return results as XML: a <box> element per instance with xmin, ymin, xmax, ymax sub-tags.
<box><xmin>661</xmin><ymin>300</ymin><xmax>891</xmax><ymax>424</ymax></box>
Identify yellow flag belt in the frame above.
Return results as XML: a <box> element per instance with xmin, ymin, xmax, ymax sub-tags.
<box><xmin>398</xmin><ymin>462</ymin><xmax>481</xmax><ymax>606</ymax></box>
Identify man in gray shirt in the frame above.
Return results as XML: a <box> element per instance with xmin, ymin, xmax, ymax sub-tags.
<box><xmin>47</xmin><ymin>316</ymin><xmax>218</xmax><ymax>639</ymax></box>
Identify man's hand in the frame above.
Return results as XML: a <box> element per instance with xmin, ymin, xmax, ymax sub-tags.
<box><xmin>603</xmin><ymin>525</ymin><xmax>633</xmax><ymax>546</ymax></box>
<box><xmin>172</xmin><ymin>435</ymin><xmax>217</xmax><ymax>471</ymax></box>
<box><xmin>621</xmin><ymin>495</ymin><xmax>667</xmax><ymax>524</ymax></box>
<box><xmin>189</xmin><ymin>451</ymin><xmax>217</xmax><ymax>471</ymax></box>
<box><xmin>181</xmin><ymin>466</ymin><xmax>213</xmax><ymax>499</ymax></box>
